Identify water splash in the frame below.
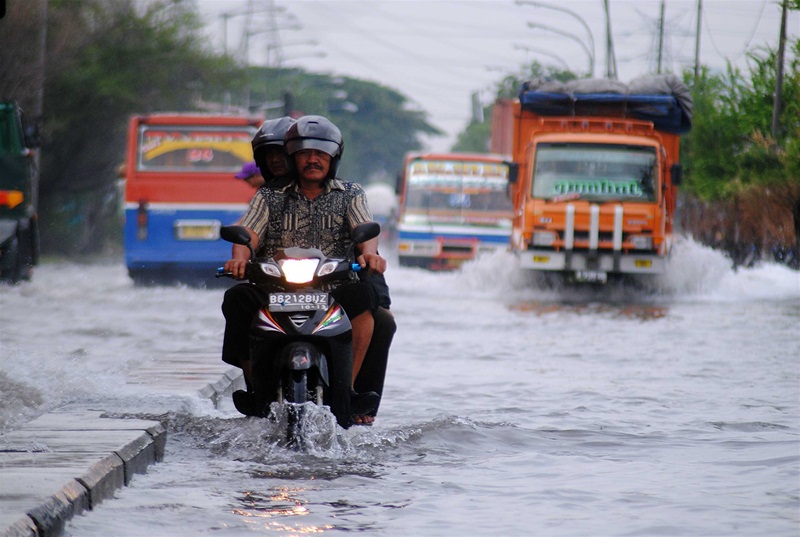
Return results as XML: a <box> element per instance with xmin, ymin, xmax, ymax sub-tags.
<box><xmin>408</xmin><ymin>235</ymin><xmax>799</xmax><ymax>303</ymax></box>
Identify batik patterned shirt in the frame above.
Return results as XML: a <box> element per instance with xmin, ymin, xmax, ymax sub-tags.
<box><xmin>240</xmin><ymin>179</ymin><xmax>373</xmax><ymax>258</ymax></box>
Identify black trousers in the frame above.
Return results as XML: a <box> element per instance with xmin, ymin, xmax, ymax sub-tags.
<box><xmin>354</xmin><ymin>306</ymin><xmax>396</xmax><ymax>416</ymax></box>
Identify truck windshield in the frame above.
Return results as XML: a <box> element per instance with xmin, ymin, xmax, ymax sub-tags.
<box><xmin>532</xmin><ymin>143</ymin><xmax>657</xmax><ymax>202</ymax></box>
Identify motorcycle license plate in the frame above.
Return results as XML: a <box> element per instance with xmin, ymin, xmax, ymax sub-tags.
<box><xmin>269</xmin><ymin>292</ymin><xmax>329</xmax><ymax>312</ymax></box>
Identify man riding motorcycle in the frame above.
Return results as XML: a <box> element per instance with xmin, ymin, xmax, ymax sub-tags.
<box><xmin>221</xmin><ymin>115</ymin><xmax>393</xmax><ymax>428</ymax></box>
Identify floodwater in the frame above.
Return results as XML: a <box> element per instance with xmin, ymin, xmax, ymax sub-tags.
<box><xmin>1</xmin><ymin>237</ymin><xmax>798</xmax><ymax>536</ymax></box>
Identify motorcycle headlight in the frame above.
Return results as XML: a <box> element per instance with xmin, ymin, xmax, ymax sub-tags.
<box><xmin>279</xmin><ymin>258</ymin><xmax>320</xmax><ymax>283</ymax></box>
<box><xmin>258</xmin><ymin>262</ymin><xmax>282</xmax><ymax>278</ymax></box>
<box><xmin>317</xmin><ymin>260</ymin><xmax>340</xmax><ymax>277</ymax></box>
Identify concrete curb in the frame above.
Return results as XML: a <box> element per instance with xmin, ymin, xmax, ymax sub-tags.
<box><xmin>0</xmin><ymin>367</ymin><xmax>240</xmax><ymax>537</ymax></box>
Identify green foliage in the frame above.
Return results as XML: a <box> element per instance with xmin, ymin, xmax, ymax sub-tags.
<box><xmin>452</xmin><ymin>122</ymin><xmax>491</xmax><ymax>153</ymax></box>
<box><xmin>243</xmin><ymin>67</ymin><xmax>441</xmax><ymax>184</ymax></box>
<box><xmin>32</xmin><ymin>0</ymin><xmax>241</xmax><ymax>253</ymax></box>
<box><xmin>682</xmin><ymin>37</ymin><xmax>800</xmax><ymax>201</ymax></box>
<box><xmin>1</xmin><ymin>0</ymin><xmax>440</xmax><ymax>255</ymax></box>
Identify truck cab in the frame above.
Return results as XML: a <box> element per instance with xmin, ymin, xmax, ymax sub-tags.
<box><xmin>507</xmin><ymin>76</ymin><xmax>691</xmax><ymax>284</ymax></box>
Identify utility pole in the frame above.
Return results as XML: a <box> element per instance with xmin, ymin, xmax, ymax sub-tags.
<box><xmin>693</xmin><ymin>0</ymin><xmax>702</xmax><ymax>80</ymax></box>
<box><xmin>220</xmin><ymin>12</ymin><xmax>234</xmax><ymax>56</ymax></box>
<box><xmin>603</xmin><ymin>0</ymin><xmax>618</xmax><ymax>79</ymax></box>
<box><xmin>35</xmin><ymin>0</ymin><xmax>47</xmax><ymax>121</ymax></box>
<box><xmin>656</xmin><ymin>0</ymin><xmax>665</xmax><ymax>74</ymax></box>
<box><xmin>771</xmin><ymin>0</ymin><xmax>788</xmax><ymax>144</ymax></box>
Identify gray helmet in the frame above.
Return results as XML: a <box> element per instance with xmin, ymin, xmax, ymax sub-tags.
<box><xmin>284</xmin><ymin>115</ymin><xmax>344</xmax><ymax>179</ymax></box>
<box><xmin>252</xmin><ymin>117</ymin><xmax>295</xmax><ymax>180</ymax></box>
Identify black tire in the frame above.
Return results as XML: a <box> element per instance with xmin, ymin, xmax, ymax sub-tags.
<box><xmin>282</xmin><ymin>370</ymin><xmax>309</xmax><ymax>404</ymax></box>
<box><xmin>0</xmin><ymin>236</ymin><xmax>22</xmax><ymax>284</ymax></box>
<box><xmin>18</xmin><ymin>223</ymin><xmax>36</xmax><ymax>281</ymax></box>
<box><xmin>283</xmin><ymin>371</ymin><xmax>309</xmax><ymax>448</ymax></box>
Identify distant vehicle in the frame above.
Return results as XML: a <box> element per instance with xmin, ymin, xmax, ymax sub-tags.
<box><xmin>0</xmin><ymin>101</ymin><xmax>40</xmax><ymax>284</ymax></box>
<box><xmin>501</xmin><ymin>75</ymin><xmax>693</xmax><ymax>284</ymax></box>
<box><xmin>396</xmin><ymin>152</ymin><xmax>514</xmax><ymax>270</ymax></box>
<box><xmin>122</xmin><ymin>113</ymin><xmax>262</xmax><ymax>285</ymax></box>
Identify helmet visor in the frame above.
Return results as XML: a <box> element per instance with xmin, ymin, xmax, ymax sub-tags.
<box><xmin>285</xmin><ymin>137</ymin><xmax>340</xmax><ymax>157</ymax></box>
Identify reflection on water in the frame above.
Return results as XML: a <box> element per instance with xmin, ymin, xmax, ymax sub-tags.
<box><xmin>232</xmin><ymin>488</ymin><xmax>321</xmax><ymax>533</ymax></box>
<box><xmin>509</xmin><ymin>301</ymin><xmax>668</xmax><ymax>320</ymax></box>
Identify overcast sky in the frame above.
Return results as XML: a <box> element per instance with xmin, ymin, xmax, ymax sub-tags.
<box><xmin>198</xmin><ymin>0</ymin><xmax>799</xmax><ymax>152</ymax></box>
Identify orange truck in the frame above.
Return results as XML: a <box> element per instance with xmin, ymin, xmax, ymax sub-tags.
<box><xmin>502</xmin><ymin>75</ymin><xmax>692</xmax><ymax>284</ymax></box>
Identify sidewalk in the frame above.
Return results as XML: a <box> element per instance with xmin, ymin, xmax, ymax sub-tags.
<box><xmin>0</xmin><ymin>352</ymin><xmax>241</xmax><ymax>537</ymax></box>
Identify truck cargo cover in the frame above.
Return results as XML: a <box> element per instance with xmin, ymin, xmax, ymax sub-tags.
<box><xmin>518</xmin><ymin>75</ymin><xmax>693</xmax><ymax>134</ymax></box>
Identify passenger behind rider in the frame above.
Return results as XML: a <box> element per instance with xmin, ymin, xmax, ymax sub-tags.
<box><xmin>234</xmin><ymin>161</ymin><xmax>265</xmax><ymax>189</ymax></box>
<box><xmin>221</xmin><ymin>115</ymin><xmax>394</xmax><ymax>427</ymax></box>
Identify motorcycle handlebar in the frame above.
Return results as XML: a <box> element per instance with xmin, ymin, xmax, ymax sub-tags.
<box><xmin>216</xmin><ymin>267</ymin><xmax>234</xmax><ymax>279</ymax></box>
<box><xmin>215</xmin><ymin>262</ymin><xmax>362</xmax><ymax>279</ymax></box>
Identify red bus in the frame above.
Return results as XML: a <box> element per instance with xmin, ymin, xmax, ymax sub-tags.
<box><xmin>123</xmin><ymin>113</ymin><xmax>261</xmax><ymax>285</ymax></box>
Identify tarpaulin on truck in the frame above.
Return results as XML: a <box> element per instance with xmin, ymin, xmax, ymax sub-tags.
<box><xmin>518</xmin><ymin>75</ymin><xmax>693</xmax><ymax>134</ymax></box>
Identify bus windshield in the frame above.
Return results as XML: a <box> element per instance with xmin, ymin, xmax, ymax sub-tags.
<box><xmin>532</xmin><ymin>143</ymin><xmax>658</xmax><ymax>202</ymax></box>
<box><xmin>404</xmin><ymin>158</ymin><xmax>512</xmax><ymax>218</ymax></box>
<box><xmin>137</xmin><ymin>125</ymin><xmax>256</xmax><ymax>173</ymax></box>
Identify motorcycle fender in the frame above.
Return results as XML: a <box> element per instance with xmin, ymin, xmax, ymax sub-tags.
<box><xmin>283</xmin><ymin>343</ymin><xmax>329</xmax><ymax>386</ymax></box>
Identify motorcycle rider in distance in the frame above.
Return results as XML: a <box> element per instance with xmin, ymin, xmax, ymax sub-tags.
<box><xmin>221</xmin><ymin>115</ymin><xmax>390</xmax><ymax>427</ymax></box>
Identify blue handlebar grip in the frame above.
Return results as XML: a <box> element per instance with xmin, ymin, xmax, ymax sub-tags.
<box><xmin>351</xmin><ymin>263</ymin><xmax>362</xmax><ymax>272</ymax></box>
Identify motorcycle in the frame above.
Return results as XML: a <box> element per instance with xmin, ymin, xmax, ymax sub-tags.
<box><xmin>218</xmin><ymin>222</ymin><xmax>381</xmax><ymax>441</ymax></box>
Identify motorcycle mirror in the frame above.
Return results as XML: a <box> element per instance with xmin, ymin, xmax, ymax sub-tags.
<box><xmin>220</xmin><ymin>225</ymin><xmax>256</xmax><ymax>260</ymax></box>
<box><xmin>220</xmin><ymin>225</ymin><xmax>251</xmax><ymax>245</ymax></box>
<box><xmin>351</xmin><ymin>222</ymin><xmax>381</xmax><ymax>244</ymax></box>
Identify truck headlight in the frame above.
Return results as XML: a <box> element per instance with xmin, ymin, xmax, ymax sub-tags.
<box><xmin>532</xmin><ymin>231</ymin><xmax>557</xmax><ymax>246</ymax></box>
<box><xmin>629</xmin><ymin>235</ymin><xmax>653</xmax><ymax>250</ymax></box>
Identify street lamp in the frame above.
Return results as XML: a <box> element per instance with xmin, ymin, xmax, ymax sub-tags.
<box><xmin>513</xmin><ymin>43</ymin><xmax>571</xmax><ymax>71</ymax></box>
<box><xmin>516</xmin><ymin>0</ymin><xmax>595</xmax><ymax>64</ymax></box>
<box><xmin>527</xmin><ymin>21</ymin><xmax>595</xmax><ymax>76</ymax></box>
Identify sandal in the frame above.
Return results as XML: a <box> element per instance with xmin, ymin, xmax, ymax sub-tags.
<box><xmin>351</xmin><ymin>390</ymin><xmax>379</xmax><ymax>416</ymax></box>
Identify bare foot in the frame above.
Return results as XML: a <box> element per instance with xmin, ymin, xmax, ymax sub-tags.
<box><xmin>353</xmin><ymin>415</ymin><xmax>375</xmax><ymax>425</ymax></box>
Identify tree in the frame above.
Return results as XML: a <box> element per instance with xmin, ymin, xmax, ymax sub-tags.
<box><xmin>1</xmin><ymin>0</ymin><xmax>242</xmax><ymax>254</ymax></box>
<box><xmin>680</xmin><ymin>32</ymin><xmax>800</xmax><ymax>263</ymax></box>
<box><xmin>243</xmin><ymin>68</ymin><xmax>441</xmax><ymax>184</ymax></box>
<box><xmin>683</xmin><ymin>38</ymin><xmax>799</xmax><ymax>194</ymax></box>
<box><xmin>1</xmin><ymin>0</ymin><xmax>443</xmax><ymax>256</ymax></box>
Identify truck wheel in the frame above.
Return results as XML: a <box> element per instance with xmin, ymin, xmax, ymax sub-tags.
<box><xmin>0</xmin><ymin>236</ymin><xmax>22</xmax><ymax>284</ymax></box>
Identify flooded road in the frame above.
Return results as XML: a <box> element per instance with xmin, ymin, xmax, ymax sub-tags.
<box><xmin>1</xmin><ymin>237</ymin><xmax>798</xmax><ymax>536</ymax></box>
